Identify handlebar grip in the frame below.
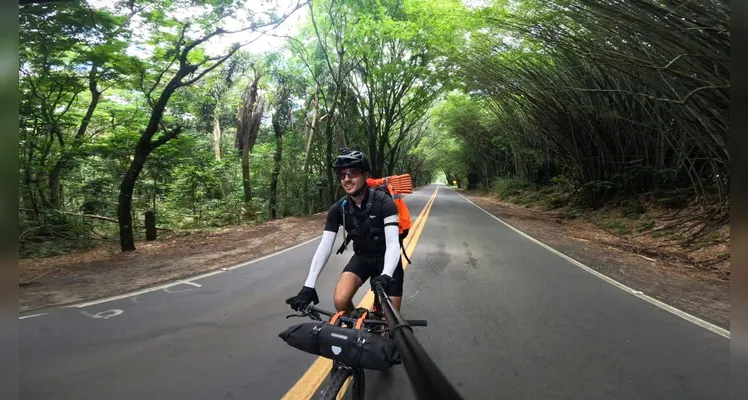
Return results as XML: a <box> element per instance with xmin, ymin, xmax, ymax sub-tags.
<box><xmin>406</xmin><ymin>320</ymin><xmax>428</xmax><ymax>327</ymax></box>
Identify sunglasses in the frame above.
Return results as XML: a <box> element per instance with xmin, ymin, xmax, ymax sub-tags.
<box><xmin>337</xmin><ymin>168</ymin><xmax>362</xmax><ymax>180</ymax></box>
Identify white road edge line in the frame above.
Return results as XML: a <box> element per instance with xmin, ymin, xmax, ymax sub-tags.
<box><xmin>19</xmin><ymin>313</ymin><xmax>48</xmax><ymax>320</ymax></box>
<box><xmin>66</xmin><ymin>235</ymin><xmax>323</xmax><ymax>309</ymax></box>
<box><xmin>451</xmin><ymin>189</ymin><xmax>730</xmax><ymax>339</ymax></box>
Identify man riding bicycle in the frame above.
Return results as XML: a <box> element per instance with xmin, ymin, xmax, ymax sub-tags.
<box><xmin>286</xmin><ymin>149</ymin><xmax>405</xmax><ymax>317</ymax></box>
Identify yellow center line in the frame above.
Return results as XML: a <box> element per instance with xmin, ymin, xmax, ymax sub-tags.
<box><xmin>282</xmin><ymin>185</ymin><xmax>440</xmax><ymax>400</ymax></box>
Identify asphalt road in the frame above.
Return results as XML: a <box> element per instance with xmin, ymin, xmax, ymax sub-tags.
<box><xmin>19</xmin><ymin>184</ymin><xmax>729</xmax><ymax>399</ymax></box>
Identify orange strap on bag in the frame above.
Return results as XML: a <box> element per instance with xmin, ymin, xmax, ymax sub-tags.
<box><xmin>329</xmin><ymin>311</ymin><xmax>346</xmax><ymax>326</ymax></box>
<box><xmin>355</xmin><ymin>310</ymin><xmax>369</xmax><ymax>330</ymax></box>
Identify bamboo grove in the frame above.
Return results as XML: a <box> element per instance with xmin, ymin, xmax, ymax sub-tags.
<box><xmin>18</xmin><ymin>0</ymin><xmax>729</xmax><ymax>255</ymax></box>
<box><xmin>447</xmin><ymin>0</ymin><xmax>729</xmax><ymax>240</ymax></box>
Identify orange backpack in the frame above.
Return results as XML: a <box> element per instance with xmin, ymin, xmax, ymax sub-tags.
<box><xmin>366</xmin><ymin>174</ymin><xmax>413</xmax><ymax>236</ymax></box>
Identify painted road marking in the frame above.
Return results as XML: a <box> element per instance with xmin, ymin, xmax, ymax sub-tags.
<box><xmin>182</xmin><ymin>281</ymin><xmax>202</xmax><ymax>287</ymax></box>
<box><xmin>80</xmin><ymin>309</ymin><xmax>124</xmax><ymax>320</ymax></box>
<box><xmin>163</xmin><ymin>285</ymin><xmax>194</xmax><ymax>294</ymax></box>
<box><xmin>452</xmin><ymin>189</ymin><xmax>730</xmax><ymax>339</ymax></box>
<box><xmin>282</xmin><ymin>185</ymin><xmax>440</xmax><ymax>400</ymax></box>
<box><xmin>19</xmin><ymin>313</ymin><xmax>48</xmax><ymax>320</ymax></box>
<box><xmin>67</xmin><ymin>236</ymin><xmax>323</xmax><ymax>309</ymax></box>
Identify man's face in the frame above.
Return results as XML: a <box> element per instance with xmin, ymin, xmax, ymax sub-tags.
<box><xmin>338</xmin><ymin>168</ymin><xmax>366</xmax><ymax>195</ymax></box>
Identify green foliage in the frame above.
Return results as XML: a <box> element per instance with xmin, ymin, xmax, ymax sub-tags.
<box><xmin>18</xmin><ymin>0</ymin><xmax>730</xmax><ymax>255</ymax></box>
<box><xmin>491</xmin><ymin>177</ymin><xmax>529</xmax><ymax>199</ymax></box>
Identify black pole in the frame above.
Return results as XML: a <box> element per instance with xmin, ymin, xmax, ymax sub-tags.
<box><xmin>375</xmin><ymin>284</ymin><xmax>464</xmax><ymax>400</ymax></box>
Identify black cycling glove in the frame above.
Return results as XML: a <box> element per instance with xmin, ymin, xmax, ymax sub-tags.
<box><xmin>370</xmin><ymin>274</ymin><xmax>393</xmax><ymax>294</ymax></box>
<box><xmin>285</xmin><ymin>286</ymin><xmax>319</xmax><ymax>311</ymax></box>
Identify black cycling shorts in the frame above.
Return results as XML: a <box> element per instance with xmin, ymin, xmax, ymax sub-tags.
<box><xmin>343</xmin><ymin>253</ymin><xmax>404</xmax><ymax>297</ymax></box>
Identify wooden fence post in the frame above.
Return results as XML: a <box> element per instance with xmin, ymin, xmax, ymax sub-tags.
<box><xmin>145</xmin><ymin>211</ymin><xmax>157</xmax><ymax>241</ymax></box>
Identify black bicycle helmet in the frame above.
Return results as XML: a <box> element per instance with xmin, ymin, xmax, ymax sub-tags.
<box><xmin>331</xmin><ymin>148</ymin><xmax>371</xmax><ymax>172</ymax></box>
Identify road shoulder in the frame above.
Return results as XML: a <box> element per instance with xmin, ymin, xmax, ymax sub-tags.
<box><xmin>19</xmin><ymin>214</ymin><xmax>326</xmax><ymax>312</ymax></box>
<box><xmin>462</xmin><ymin>192</ymin><xmax>729</xmax><ymax>330</ymax></box>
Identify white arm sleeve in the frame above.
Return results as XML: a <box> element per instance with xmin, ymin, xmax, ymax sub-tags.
<box><xmin>381</xmin><ymin>222</ymin><xmax>401</xmax><ymax>277</ymax></box>
<box><xmin>304</xmin><ymin>230</ymin><xmax>337</xmax><ymax>288</ymax></box>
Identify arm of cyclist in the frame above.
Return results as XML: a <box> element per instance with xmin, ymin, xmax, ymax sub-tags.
<box><xmin>370</xmin><ymin>203</ymin><xmax>400</xmax><ymax>293</ymax></box>
<box><xmin>304</xmin><ymin>230</ymin><xmax>337</xmax><ymax>288</ymax></box>
<box><xmin>286</xmin><ymin>203</ymin><xmax>341</xmax><ymax>311</ymax></box>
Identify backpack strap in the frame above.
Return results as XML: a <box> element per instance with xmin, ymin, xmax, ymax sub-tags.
<box><xmin>355</xmin><ymin>310</ymin><xmax>369</xmax><ymax>349</ymax></box>
<box><xmin>401</xmin><ymin>244</ymin><xmax>411</xmax><ymax>265</ymax></box>
<box><xmin>337</xmin><ymin>199</ymin><xmax>350</xmax><ymax>254</ymax></box>
<box><xmin>336</xmin><ymin>236</ymin><xmax>352</xmax><ymax>254</ymax></box>
<box><xmin>336</xmin><ymin>189</ymin><xmax>378</xmax><ymax>255</ymax></box>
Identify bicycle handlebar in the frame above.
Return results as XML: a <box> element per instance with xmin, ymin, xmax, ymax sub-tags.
<box><xmin>304</xmin><ymin>305</ymin><xmax>427</xmax><ymax>327</ymax></box>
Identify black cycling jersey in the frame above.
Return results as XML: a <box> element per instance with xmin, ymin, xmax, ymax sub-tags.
<box><xmin>324</xmin><ymin>188</ymin><xmax>398</xmax><ymax>255</ymax></box>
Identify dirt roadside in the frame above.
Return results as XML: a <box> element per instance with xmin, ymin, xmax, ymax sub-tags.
<box><xmin>19</xmin><ymin>214</ymin><xmax>327</xmax><ymax>313</ymax></box>
<box><xmin>462</xmin><ymin>192</ymin><xmax>729</xmax><ymax>330</ymax></box>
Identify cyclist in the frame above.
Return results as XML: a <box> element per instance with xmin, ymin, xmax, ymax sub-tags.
<box><xmin>286</xmin><ymin>149</ymin><xmax>404</xmax><ymax>317</ymax></box>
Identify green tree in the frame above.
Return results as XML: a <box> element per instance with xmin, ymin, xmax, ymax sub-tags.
<box><xmin>116</xmin><ymin>0</ymin><xmax>305</xmax><ymax>251</ymax></box>
<box><xmin>19</xmin><ymin>3</ymin><xmax>136</xmax><ymax>212</ymax></box>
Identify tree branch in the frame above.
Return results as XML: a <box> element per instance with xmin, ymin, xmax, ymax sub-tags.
<box><xmin>179</xmin><ymin>45</ymin><xmax>241</xmax><ymax>87</ymax></box>
<box><xmin>149</xmin><ymin>125</ymin><xmax>183</xmax><ymax>150</ymax></box>
<box><xmin>148</xmin><ymin>28</ymin><xmax>185</xmax><ymax>98</ymax></box>
<box><xmin>309</xmin><ymin>0</ymin><xmax>337</xmax><ymax>81</ymax></box>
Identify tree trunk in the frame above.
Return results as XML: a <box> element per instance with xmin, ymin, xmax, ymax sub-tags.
<box><xmin>366</xmin><ymin>83</ymin><xmax>377</xmax><ymax>176</ymax></box>
<box><xmin>270</xmin><ymin>121</ymin><xmax>283</xmax><ymax>220</ymax></box>
<box><xmin>386</xmin><ymin>139</ymin><xmax>404</xmax><ymax>177</ymax></box>
<box><xmin>47</xmin><ymin>161</ymin><xmax>65</xmax><ymax>209</ymax></box>
<box><xmin>303</xmin><ymin>93</ymin><xmax>319</xmax><ymax>172</ymax></box>
<box><xmin>118</xmin><ymin>146</ymin><xmax>149</xmax><ymax>252</ymax></box>
<box><xmin>22</xmin><ymin>141</ymin><xmax>40</xmax><ymax>218</ymax></box>
<box><xmin>145</xmin><ymin>211</ymin><xmax>157</xmax><ymax>241</ymax></box>
<box><xmin>325</xmin><ymin>123</ymin><xmax>335</xmax><ymax>204</ymax></box>
<box><xmin>117</xmin><ymin>66</ymin><xmax>187</xmax><ymax>251</ymax></box>
<box><xmin>374</xmin><ymin>119</ymin><xmax>390</xmax><ymax>177</ymax></box>
<box><xmin>236</xmin><ymin>76</ymin><xmax>263</xmax><ymax>208</ymax></box>
<box><xmin>242</xmin><ymin>145</ymin><xmax>251</xmax><ymax>203</ymax></box>
<box><xmin>303</xmin><ymin>93</ymin><xmax>318</xmax><ymax>215</ymax></box>
<box><xmin>212</xmin><ymin>117</ymin><xmax>221</xmax><ymax>161</ymax></box>
<box><xmin>48</xmin><ymin>64</ymin><xmax>102</xmax><ymax>209</ymax></box>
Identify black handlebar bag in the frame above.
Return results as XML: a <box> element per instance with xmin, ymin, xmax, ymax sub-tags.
<box><xmin>278</xmin><ymin>315</ymin><xmax>400</xmax><ymax>371</ymax></box>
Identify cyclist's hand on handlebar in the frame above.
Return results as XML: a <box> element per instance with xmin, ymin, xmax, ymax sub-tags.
<box><xmin>285</xmin><ymin>286</ymin><xmax>319</xmax><ymax>311</ymax></box>
<box><xmin>370</xmin><ymin>274</ymin><xmax>393</xmax><ymax>294</ymax></box>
